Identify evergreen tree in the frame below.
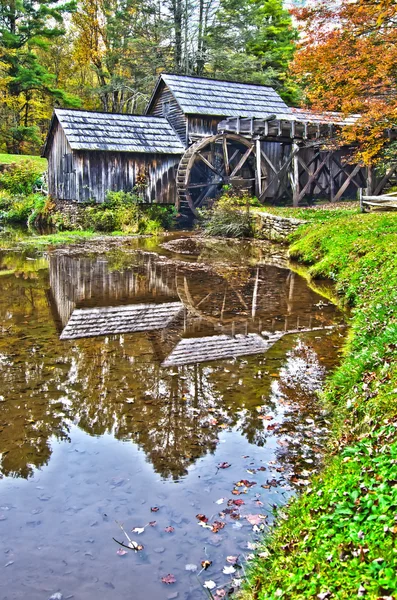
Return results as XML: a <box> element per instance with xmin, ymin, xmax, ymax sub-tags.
<box><xmin>0</xmin><ymin>0</ymin><xmax>79</xmax><ymax>152</ymax></box>
<box><xmin>205</xmin><ymin>0</ymin><xmax>299</xmax><ymax>103</ymax></box>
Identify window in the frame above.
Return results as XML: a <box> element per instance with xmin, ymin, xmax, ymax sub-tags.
<box><xmin>163</xmin><ymin>100</ymin><xmax>170</xmax><ymax>116</ymax></box>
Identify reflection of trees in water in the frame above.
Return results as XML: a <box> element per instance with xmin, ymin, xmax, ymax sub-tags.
<box><xmin>266</xmin><ymin>333</ymin><xmax>343</xmax><ymax>478</ymax></box>
<box><xmin>0</xmin><ymin>269</ymin><xmax>71</xmax><ymax>478</ymax></box>
<box><xmin>0</xmin><ymin>250</ymin><xmax>343</xmax><ymax>481</ymax></box>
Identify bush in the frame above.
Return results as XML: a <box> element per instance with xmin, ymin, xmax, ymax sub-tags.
<box><xmin>80</xmin><ymin>192</ymin><xmax>178</xmax><ymax>234</ymax></box>
<box><xmin>0</xmin><ymin>193</ymin><xmax>48</xmax><ymax>224</ymax></box>
<box><xmin>200</xmin><ymin>191</ymin><xmax>255</xmax><ymax>238</ymax></box>
<box><xmin>0</xmin><ymin>160</ymin><xmax>44</xmax><ymax>195</ymax></box>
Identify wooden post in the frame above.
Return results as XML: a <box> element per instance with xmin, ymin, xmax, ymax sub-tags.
<box><xmin>328</xmin><ymin>154</ymin><xmax>335</xmax><ymax>201</ymax></box>
<box><xmin>366</xmin><ymin>165</ymin><xmax>373</xmax><ymax>196</ymax></box>
<box><xmin>359</xmin><ymin>188</ymin><xmax>364</xmax><ymax>213</ymax></box>
<box><xmin>255</xmin><ymin>138</ymin><xmax>262</xmax><ymax>198</ymax></box>
<box><xmin>292</xmin><ymin>142</ymin><xmax>300</xmax><ymax>207</ymax></box>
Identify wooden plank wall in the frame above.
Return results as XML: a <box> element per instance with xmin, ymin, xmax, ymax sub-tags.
<box><xmin>73</xmin><ymin>151</ymin><xmax>181</xmax><ymax>204</ymax></box>
<box><xmin>46</xmin><ymin>122</ymin><xmax>77</xmax><ymax>200</ymax></box>
<box><xmin>187</xmin><ymin>116</ymin><xmax>223</xmax><ymax>141</ymax></box>
<box><xmin>147</xmin><ymin>82</ymin><xmax>188</xmax><ymax>145</ymax></box>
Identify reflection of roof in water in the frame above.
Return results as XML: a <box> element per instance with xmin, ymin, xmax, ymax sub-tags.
<box><xmin>60</xmin><ymin>302</ymin><xmax>184</xmax><ymax>340</ymax></box>
<box><xmin>161</xmin><ymin>333</ymin><xmax>284</xmax><ymax>367</ymax></box>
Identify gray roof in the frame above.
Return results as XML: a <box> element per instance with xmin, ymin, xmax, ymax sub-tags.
<box><xmin>53</xmin><ymin>109</ymin><xmax>185</xmax><ymax>154</ymax></box>
<box><xmin>152</xmin><ymin>74</ymin><xmax>290</xmax><ymax>118</ymax></box>
<box><xmin>161</xmin><ymin>333</ymin><xmax>274</xmax><ymax>367</ymax></box>
<box><xmin>60</xmin><ymin>302</ymin><xmax>184</xmax><ymax>340</ymax></box>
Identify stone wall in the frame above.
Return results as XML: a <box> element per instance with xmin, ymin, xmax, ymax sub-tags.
<box><xmin>53</xmin><ymin>199</ymin><xmax>86</xmax><ymax>228</ymax></box>
<box><xmin>252</xmin><ymin>210</ymin><xmax>307</xmax><ymax>243</ymax></box>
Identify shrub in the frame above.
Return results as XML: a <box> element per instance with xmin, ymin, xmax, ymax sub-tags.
<box><xmin>81</xmin><ymin>193</ymin><xmax>177</xmax><ymax>234</ymax></box>
<box><xmin>200</xmin><ymin>191</ymin><xmax>255</xmax><ymax>238</ymax></box>
<box><xmin>0</xmin><ymin>160</ymin><xmax>44</xmax><ymax>195</ymax></box>
<box><xmin>0</xmin><ymin>193</ymin><xmax>47</xmax><ymax>224</ymax></box>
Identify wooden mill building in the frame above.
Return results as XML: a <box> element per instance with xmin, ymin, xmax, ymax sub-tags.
<box><xmin>43</xmin><ymin>73</ymin><xmax>393</xmax><ymax>212</ymax></box>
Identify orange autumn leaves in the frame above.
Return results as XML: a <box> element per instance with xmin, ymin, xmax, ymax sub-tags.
<box><xmin>291</xmin><ymin>0</ymin><xmax>397</xmax><ymax>164</ymax></box>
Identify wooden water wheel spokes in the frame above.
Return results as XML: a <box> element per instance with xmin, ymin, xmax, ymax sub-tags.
<box><xmin>177</xmin><ymin>134</ymin><xmax>267</xmax><ymax>215</ymax></box>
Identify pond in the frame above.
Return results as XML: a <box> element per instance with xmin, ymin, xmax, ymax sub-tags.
<box><xmin>0</xmin><ymin>234</ymin><xmax>346</xmax><ymax>600</ymax></box>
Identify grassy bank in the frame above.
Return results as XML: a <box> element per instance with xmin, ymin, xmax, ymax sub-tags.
<box><xmin>0</xmin><ymin>153</ymin><xmax>47</xmax><ymax>170</ymax></box>
<box><xmin>243</xmin><ymin>212</ymin><xmax>397</xmax><ymax>599</ymax></box>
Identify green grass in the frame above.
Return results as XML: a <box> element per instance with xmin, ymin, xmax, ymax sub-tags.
<box><xmin>0</xmin><ymin>229</ymin><xmax>97</xmax><ymax>250</ymax></box>
<box><xmin>243</xmin><ymin>211</ymin><xmax>397</xmax><ymax>600</ymax></box>
<box><xmin>253</xmin><ymin>204</ymin><xmax>360</xmax><ymax>223</ymax></box>
<box><xmin>0</xmin><ymin>153</ymin><xmax>47</xmax><ymax>171</ymax></box>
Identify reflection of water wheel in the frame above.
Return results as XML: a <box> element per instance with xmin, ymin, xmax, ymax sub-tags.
<box><xmin>176</xmin><ymin>274</ymin><xmax>252</xmax><ymax>325</ymax></box>
<box><xmin>176</xmin><ymin>134</ymin><xmax>267</xmax><ymax>216</ymax></box>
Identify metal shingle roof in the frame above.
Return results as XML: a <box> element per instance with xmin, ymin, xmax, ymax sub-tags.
<box><xmin>160</xmin><ymin>74</ymin><xmax>291</xmax><ymax>118</ymax></box>
<box><xmin>54</xmin><ymin>109</ymin><xmax>185</xmax><ymax>154</ymax></box>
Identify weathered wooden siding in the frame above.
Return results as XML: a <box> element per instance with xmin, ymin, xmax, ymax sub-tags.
<box><xmin>46</xmin><ymin>121</ymin><xmax>77</xmax><ymax>200</ymax></box>
<box><xmin>73</xmin><ymin>151</ymin><xmax>180</xmax><ymax>204</ymax></box>
<box><xmin>187</xmin><ymin>115</ymin><xmax>223</xmax><ymax>141</ymax></box>
<box><xmin>147</xmin><ymin>82</ymin><xmax>188</xmax><ymax>145</ymax></box>
<box><xmin>260</xmin><ymin>141</ymin><xmax>288</xmax><ymax>199</ymax></box>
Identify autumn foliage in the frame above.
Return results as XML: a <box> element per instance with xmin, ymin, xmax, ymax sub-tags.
<box><xmin>291</xmin><ymin>0</ymin><xmax>397</xmax><ymax>164</ymax></box>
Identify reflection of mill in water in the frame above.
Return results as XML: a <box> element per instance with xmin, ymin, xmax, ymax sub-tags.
<box><xmin>49</xmin><ymin>250</ymin><xmax>340</xmax><ymax>366</ymax></box>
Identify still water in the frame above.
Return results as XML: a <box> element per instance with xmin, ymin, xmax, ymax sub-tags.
<box><xmin>0</xmin><ymin>235</ymin><xmax>345</xmax><ymax>600</ymax></box>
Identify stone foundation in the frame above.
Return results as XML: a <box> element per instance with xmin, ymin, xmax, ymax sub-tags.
<box><xmin>252</xmin><ymin>210</ymin><xmax>307</xmax><ymax>243</ymax></box>
<box><xmin>53</xmin><ymin>199</ymin><xmax>86</xmax><ymax>227</ymax></box>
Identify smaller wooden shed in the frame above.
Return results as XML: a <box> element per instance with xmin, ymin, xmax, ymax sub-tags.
<box><xmin>42</xmin><ymin>109</ymin><xmax>185</xmax><ymax>204</ymax></box>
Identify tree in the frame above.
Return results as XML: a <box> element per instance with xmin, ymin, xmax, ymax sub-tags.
<box><xmin>0</xmin><ymin>0</ymin><xmax>79</xmax><ymax>153</ymax></box>
<box><xmin>72</xmin><ymin>0</ymin><xmax>174</xmax><ymax>113</ymax></box>
<box><xmin>205</xmin><ymin>0</ymin><xmax>299</xmax><ymax>103</ymax></box>
<box><xmin>291</xmin><ymin>0</ymin><xmax>397</xmax><ymax>163</ymax></box>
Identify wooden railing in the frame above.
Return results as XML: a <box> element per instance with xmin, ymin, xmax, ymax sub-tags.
<box><xmin>359</xmin><ymin>189</ymin><xmax>397</xmax><ymax>212</ymax></box>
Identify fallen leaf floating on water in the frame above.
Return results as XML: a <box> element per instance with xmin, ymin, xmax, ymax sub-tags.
<box><xmin>246</xmin><ymin>514</ymin><xmax>267</xmax><ymax>526</ymax></box>
<box><xmin>203</xmin><ymin>581</ymin><xmax>216</xmax><ymax>590</ymax></box>
<box><xmin>161</xmin><ymin>574</ymin><xmax>176</xmax><ymax>584</ymax></box>
<box><xmin>214</xmin><ymin>590</ymin><xmax>227</xmax><ymax>599</ymax></box>
<box><xmin>164</xmin><ymin>526</ymin><xmax>175</xmax><ymax>533</ymax></box>
<box><xmin>226</xmin><ymin>556</ymin><xmax>238</xmax><ymax>564</ymax></box>
<box><xmin>196</xmin><ymin>514</ymin><xmax>208</xmax><ymax>523</ymax></box>
<box><xmin>148</xmin><ymin>521</ymin><xmax>157</xmax><ymax>527</ymax></box>
<box><xmin>185</xmin><ymin>564</ymin><xmax>198</xmax><ymax>572</ymax></box>
<box><xmin>228</xmin><ymin>499</ymin><xmax>244</xmax><ymax>506</ymax></box>
<box><xmin>116</xmin><ymin>548</ymin><xmax>128</xmax><ymax>556</ymax></box>
<box><xmin>211</xmin><ymin>520</ymin><xmax>225</xmax><ymax>533</ymax></box>
<box><xmin>218</xmin><ymin>462</ymin><xmax>231</xmax><ymax>469</ymax></box>
<box><xmin>131</xmin><ymin>527</ymin><xmax>145</xmax><ymax>535</ymax></box>
<box><xmin>223</xmin><ymin>565</ymin><xmax>236</xmax><ymax>575</ymax></box>
<box><xmin>201</xmin><ymin>560</ymin><xmax>212</xmax><ymax>570</ymax></box>
<box><xmin>215</xmin><ymin>498</ymin><xmax>226</xmax><ymax>505</ymax></box>
<box><xmin>235</xmin><ymin>480</ymin><xmax>256</xmax><ymax>488</ymax></box>
<box><xmin>150</xmin><ymin>507</ymin><xmax>159</xmax><ymax>512</ymax></box>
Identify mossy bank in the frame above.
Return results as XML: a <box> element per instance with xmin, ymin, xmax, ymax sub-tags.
<box><xmin>243</xmin><ymin>212</ymin><xmax>397</xmax><ymax>600</ymax></box>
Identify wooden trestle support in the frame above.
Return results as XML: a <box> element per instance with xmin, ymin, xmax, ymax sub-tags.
<box><xmin>176</xmin><ymin>114</ymin><xmax>397</xmax><ymax>211</ymax></box>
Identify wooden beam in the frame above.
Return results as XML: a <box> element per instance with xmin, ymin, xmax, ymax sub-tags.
<box><xmin>260</xmin><ymin>148</ymin><xmax>295</xmax><ymax>200</ymax></box>
<box><xmin>197</xmin><ymin>152</ymin><xmax>222</xmax><ymax>177</ymax></box>
<box><xmin>230</xmin><ymin>145</ymin><xmax>253</xmax><ymax>178</ymax></box>
<box><xmin>374</xmin><ymin>164</ymin><xmax>397</xmax><ymax>195</ymax></box>
<box><xmin>292</xmin><ymin>142</ymin><xmax>300</xmax><ymax>207</ymax></box>
<box><xmin>223</xmin><ymin>135</ymin><xmax>230</xmax><ymax>175</ymax></box>
<box><xmin>298</xmin><ymin>154</ymin><xmax>329</xmax><ymax>202</ymax></box>
<box><xmin>255</xmin><ymin>139</ymin><xmax>262</xmax><ymax>197</ymax></box>
<box><xmin>332</xmin><ymin>163</ymin><xmax>362</xmax><ymax>202</ymax></box>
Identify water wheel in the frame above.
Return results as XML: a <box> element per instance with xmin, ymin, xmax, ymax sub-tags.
<box><xmin>176</xmin><ymin>134</ymin><xmax>267</xmax><ymax>215</ymax></box>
